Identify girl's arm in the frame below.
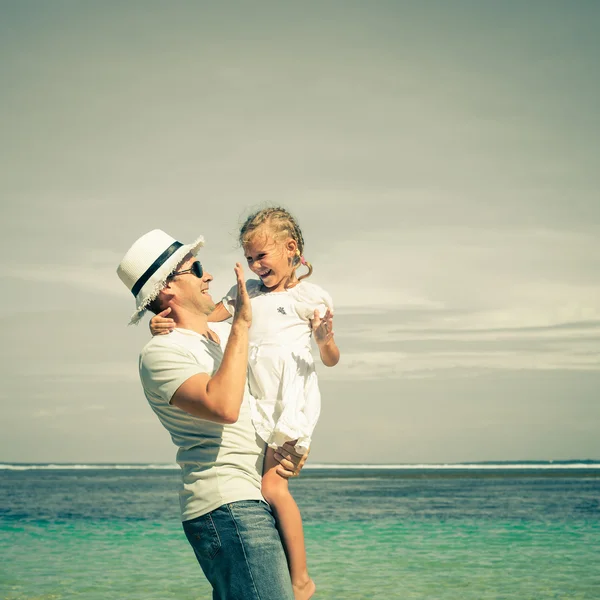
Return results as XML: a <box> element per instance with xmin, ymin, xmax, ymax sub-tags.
<box><xmin>208</xmin><ymin>301</ymin><xmax>233</xmax><ymax>323</ymax></box>
<box><xmin>149</xmin><ymin>301</ymin><xmax>232</xmax><ymax>336</ymax></box>
<box><xmin>311</xmin><ymin>308</ymin><xmax>340</xmax><ymax>367</ymax></box>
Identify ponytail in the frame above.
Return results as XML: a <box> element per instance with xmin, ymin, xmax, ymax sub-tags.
<box><xmin>295</xmin><ymin>252</ymin><xmax>313</xmax><ymax>282</ymax></box>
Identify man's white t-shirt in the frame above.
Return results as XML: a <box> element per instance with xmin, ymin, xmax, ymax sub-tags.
<box><xmin>139</xmin><ymin>322</ymin><xmax>265</xmax><ymax>521</ymax></box>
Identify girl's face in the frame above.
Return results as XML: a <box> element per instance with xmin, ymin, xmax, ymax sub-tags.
<box><xmin>243</xmin><ymin>227</ymin><xmax>297</xmax><ymax>292</ymax></box>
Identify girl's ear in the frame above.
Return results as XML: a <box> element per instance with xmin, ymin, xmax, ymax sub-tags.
<box><xmin>285</xmin><ymin>237</ymin><xmax>298</xmax><ymax>255</ymax></box>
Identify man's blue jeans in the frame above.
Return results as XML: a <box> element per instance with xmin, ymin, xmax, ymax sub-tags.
<box><xmin>182</xmin><ymin>500</ymin><xmax>294</xmax><ymax>600</ymax></box>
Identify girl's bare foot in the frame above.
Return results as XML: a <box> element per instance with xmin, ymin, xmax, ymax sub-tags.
<box><xmin>293</xmin><ymin>577</ymin><xmax>316</xmax><ymax>600</ymax></box>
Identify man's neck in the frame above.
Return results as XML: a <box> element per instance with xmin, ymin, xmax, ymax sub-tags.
<box><xmin>171</xmin><ymin>312</ymin><xmax>212</xmax><ymax>339</ymax></box>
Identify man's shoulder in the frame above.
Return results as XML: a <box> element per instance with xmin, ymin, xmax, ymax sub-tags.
<box><xmin>140</xmin><ymin>330</ymin><xmax>188</xmax><ymax>355</ymax></box>
<box><xmin>139</xmin><ymin>329</ymin><xmax>210</xmax><ymax>364</ymax></box>
<box><xmin>140</xmin><ymin>324</ymin><xmax>233</xmax><ymax>363</ymax></box>
<box><xmin>139</xmin><ymin>328</ymin><xmax>223</xmax><ymax>388</ymax></box>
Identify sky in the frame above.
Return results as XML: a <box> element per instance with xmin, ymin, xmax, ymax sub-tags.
<box><xmin>1</xmin><ymin>1</ymin><xmax>599</xmax><ymax>464</ymax></box>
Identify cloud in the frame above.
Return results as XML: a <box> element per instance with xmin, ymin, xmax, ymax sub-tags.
<box><xmin>321</xmin><ymin>342</ymin><xmax>600</xmax><ymax>382</ymax></box>
<box><xmin>33</xmin><ymin>404</ymin><xmax>105</xmax><ymax>418</ymax></box>
<box><xmin>315</xmin><ymin>226</ymin><xmax>600</xmax><ymax>324</ymax></box>
<box><xmin>23</xmin><ymin>362</ymin><xmax>139</xmax><ymax>384</ymax></box>
<box><xmin>1</xmin><ymin>1</ymin><xmax>599</xmax><ymax>461</ymax></box>
<box><xmin>2</xmin><ymin>247</ymin><xmax>127</xmax><ymax>297</ymax></box>
<box><xmin>329</xmin><ymin>309</ymin><xmax>600</xmax><ymax>379</ymax></box>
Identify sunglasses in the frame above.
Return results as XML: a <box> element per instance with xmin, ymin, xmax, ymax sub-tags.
<box><xmin>168</xmin><ymin>260</ymin><xmax>204</xmax><ymax>280</ymax></box>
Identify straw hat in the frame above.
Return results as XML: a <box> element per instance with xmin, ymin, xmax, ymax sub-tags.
<box><xmin>117</xmin><ymin>229</ymin><xmax>204</xmax><ymax>325</ymax></box>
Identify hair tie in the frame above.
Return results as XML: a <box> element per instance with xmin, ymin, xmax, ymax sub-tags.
<box><xmin>300</xmin><ymin>255</ymin><xmax>307</xmax><ymax>266</ymax></box>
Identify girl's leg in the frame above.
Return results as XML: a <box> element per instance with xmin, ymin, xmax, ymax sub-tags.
<box><xmin>262</xmin><ymin>446</ymin><xmax>315</xmax><ymax>600</ymax></box>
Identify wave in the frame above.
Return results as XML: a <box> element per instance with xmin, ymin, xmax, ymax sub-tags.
<box><xmin>1</xmin><ymin>461</ymin><xmax>599</xmax><ymax>471</ymax></box>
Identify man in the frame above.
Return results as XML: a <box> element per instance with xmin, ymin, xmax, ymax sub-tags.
<box><xmin>117</xmin><ymin>229</ymin><xmax>305</xmax><ymax>599</ymax></box>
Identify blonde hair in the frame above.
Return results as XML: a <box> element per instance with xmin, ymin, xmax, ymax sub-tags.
<box><xmin>239</xmin><ymin>206</ymin><xmax>313</xmax><ymax>281</ymax></box>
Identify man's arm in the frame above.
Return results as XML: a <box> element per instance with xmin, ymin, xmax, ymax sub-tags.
<box><xmin>170</xmin><ymin>263</ymin><xmax>252</xmax><ymax>424</ymax></box>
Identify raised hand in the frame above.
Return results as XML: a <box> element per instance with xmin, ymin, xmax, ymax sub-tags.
<box><xmin>233</xmin><ymin>263</ymin><xmax>252</xmax><ymax>328</ymax></box>
<box><xmin>149</xmin><ymin>307</ymin><xmax>175</xmax><ymax>336</ymax></box>
<box><xmin>311</xmin><ymin>308</ymin><xmax>334</xmax><ymax>347</ymax></box>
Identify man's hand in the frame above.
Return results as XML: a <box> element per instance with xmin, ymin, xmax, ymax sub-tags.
<box><xmin>232</xmin><ymin>263</ymin><xmax>251</xmax><ymax>328</ymax></box>
<box><xmin>274</xmin><ymin>441</ymin><xmax>309</xmax><ymax>478</ymax></box>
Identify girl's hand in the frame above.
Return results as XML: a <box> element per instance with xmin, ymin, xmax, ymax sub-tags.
<box><xmin>149</xmin><ymin>307</ymin><xmax>175</xmax><ymax>336</ymax></box>
<box><xmin>311</xmin><ymin>308</ymin><xmax>334</xmax><ymax>347</ymax></box>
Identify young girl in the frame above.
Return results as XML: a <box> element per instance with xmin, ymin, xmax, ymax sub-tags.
<box><xmin>151</xmin><ymin>207</ymin><xmax>339</xmax><ymax>600</ymax></box>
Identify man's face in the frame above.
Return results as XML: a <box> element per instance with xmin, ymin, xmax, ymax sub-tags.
<box><xmin>166</xmin><ymin>254</ymin><xmax>215</xmax><ymax>315</ymax></box>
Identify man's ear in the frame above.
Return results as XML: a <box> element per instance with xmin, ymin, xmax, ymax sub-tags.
<box><xmin>158</xmin><ymin>285</ymin><xmax>175</xmax><ymax>304</ymax></box>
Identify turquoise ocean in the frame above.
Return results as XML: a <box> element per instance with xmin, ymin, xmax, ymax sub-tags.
<box><xmin>2</xmin><ymin>462</ymin><xmax>599</xmax><ymax>599</ymax></box>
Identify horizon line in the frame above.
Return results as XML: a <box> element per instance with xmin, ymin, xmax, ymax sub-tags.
<box><xmin>2</xmin><ymin>459</ymin><xmax>600</xmax><ymax>471</ymax></box>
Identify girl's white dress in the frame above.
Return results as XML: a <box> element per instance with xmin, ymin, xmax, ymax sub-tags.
<box><xmin>223</xmin><ymin>279</ymin><xmax>333</xmax><ymax>454</ymax></box>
